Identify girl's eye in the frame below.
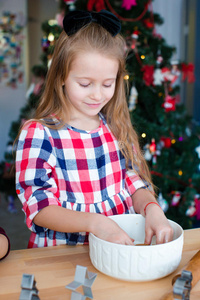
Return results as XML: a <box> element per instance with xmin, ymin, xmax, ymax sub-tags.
<box><xmin>79</xmin><ymin>83</ymin><xmax>90</xmax><ymax>88</ymax></box>
<box><xmin>104</xmin><ymin>84</ymin><xmax>112</xmax><ymax>88</ymax></box>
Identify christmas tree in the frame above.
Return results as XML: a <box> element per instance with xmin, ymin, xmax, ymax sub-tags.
<box><xmin>1</xmin><ymin>0</ymin><xmax>200</xmax><ymax>228</ymax></box>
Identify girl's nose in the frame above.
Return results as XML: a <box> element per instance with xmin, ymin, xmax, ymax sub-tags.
<box><xmin>90</xmin><ymin>86</ymin><xmax>102</xmax><ymax>101</ymax></box>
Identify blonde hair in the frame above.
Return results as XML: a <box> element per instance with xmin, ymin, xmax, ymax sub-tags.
<box><xmin>33</xmin><ymin>22</ymin><xmax>154</xmax><ymax>190</ymax></box>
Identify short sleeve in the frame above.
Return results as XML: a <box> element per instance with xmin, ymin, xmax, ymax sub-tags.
<box><xmin>15</xmin><ymin>121</ymin><xmax>61</xmax><ymax>232</ymax></box>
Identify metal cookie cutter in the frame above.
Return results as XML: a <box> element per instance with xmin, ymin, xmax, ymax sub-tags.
<box><xmin>66</xmin><ymin>265</ymin><xmax>97</xmax><ymax>300</ymax></box>
<box><xmin>19</xmin><ymin>274</ymin><xmax>40</xmax><ymax>300</ymax></box>
<box><xmin>173</xmin><ymin>270</ymin><xmax>193</xmax><ymax>300</ymax></box>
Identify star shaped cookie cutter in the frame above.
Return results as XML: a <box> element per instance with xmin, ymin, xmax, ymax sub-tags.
<box><xmin>173</xmin><ymin>270</ymin><xmax>192</xmax><ymax>300</ymax></box>
<box><xmin>19</xmin><ymin>274</ymin><xmax>40</xmax><ymax>300</ymax></box>
<box><xmin>66</xmin><ymin>265</ymin><xmax>97</xmax><ymax>300</ymax></box>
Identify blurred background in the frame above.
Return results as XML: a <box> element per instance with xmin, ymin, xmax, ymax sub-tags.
<box><xmin>0</xmin><ymin>0</ymin><xmax>200</xmax><ymax>250</ymax></box>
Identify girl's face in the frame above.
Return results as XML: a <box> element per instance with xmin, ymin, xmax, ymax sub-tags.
<box><xmin>64</xmin><ymin>51</ymin><xmax>119</xmax><ymax>123</ymax></box>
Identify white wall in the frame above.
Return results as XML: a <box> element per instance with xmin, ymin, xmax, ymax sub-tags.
<box><xmin>0</xmin><ymin>0</ymin><xmax>27</xmax><ymax>161</ymax></box>
<box><xmin>153</xmin><ymin>0</ymin><xmax>183</xmax><ymax>60</ymax></box>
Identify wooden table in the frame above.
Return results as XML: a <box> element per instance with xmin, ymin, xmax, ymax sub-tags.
<box><xmin>0</xmin><ymin>228</ymin><xmax>200</xmax><ymax>300</ymax></box>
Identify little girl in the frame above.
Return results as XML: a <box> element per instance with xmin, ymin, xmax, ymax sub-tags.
<box><xmin>16</xmin><ymin>10</ymin><xmax>173</xmax><ymax>248</ymax></box>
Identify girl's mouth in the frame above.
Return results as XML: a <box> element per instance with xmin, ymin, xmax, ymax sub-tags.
<box><xmin>85</xmin><ymin>103</ymin><xmax>101</xmax><ymax>108</ymax></box>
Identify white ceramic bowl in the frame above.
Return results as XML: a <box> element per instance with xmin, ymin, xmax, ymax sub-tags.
<box><xmin>89</xmin><ymin>214</ymin><xmax>184</xmax><ymax>281</ymax></box>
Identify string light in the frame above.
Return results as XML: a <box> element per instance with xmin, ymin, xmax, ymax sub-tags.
<box><xmin>178</xmin><ymin>170</ymin><xmax>183</xmax><ymax>176</ymax></box>
<box><xmin>141</xmin><ymin>55</ymin><xmax>145</xmax><ymax>60</ymax></box>
<box><xmin>124</xmin><ymin>74</ymin><xmax>129</xmax><ymax>80</ymax></box>
<box><xmin>48</xmin><ymin>19</ymin><xmax>57</xmax><ymax>26</ymax></box>
<box><xmin>48</xmin><ymin>33</ymin><xmax>55</xmax><ymax>42</ymax></box>
<box><xmin>141</xmin><ymin>133</ymin><xmax>146</xmax><ymax>138</ymax></box>
<box><xmin>171</xmin><ymin>139</ymin><xmax>176</xmax><ymax>144</ymax></box>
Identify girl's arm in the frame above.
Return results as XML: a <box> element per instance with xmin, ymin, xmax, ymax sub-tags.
<box><xmin>33</xmin><ymin>206</ymin><xmax>134</xmax><ymax>245</ymax></box>
<box><xmin>132</xmin><ymin>188</ymin><xmax>173</xmax><ymax>244</ymax></box>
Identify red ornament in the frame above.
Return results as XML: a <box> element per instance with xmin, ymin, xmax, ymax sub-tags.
<box><xmin>87</xmin><ymin>0</ymin><xmax>106</xmax><ymax>11</ymax></box>
<box><xmin>149</xmin><ymin>138</ymin><xmax>156</xmax><ymax>153</ymax></box>
<box><xmin>143</xmin><ymin>18</ymin><xmax>154</xmax><ymax>28</ymax></box>
<box><xmin>181</xmin><ymin>63</ymin><xmax>195</xmax><ymax>83</ymax></box>
<box><xmin>161</xmin><ymin>67</ymin><xmax>179</xmax><ymax>84</ymax></box>
<box><xmin>141</xmin><ymin>65</ymin><xmax>154</xmax><ymax>86</ymax></box>
<box><xmin>162</xmin><ymin>95</ymin><xmax>176</xmax><ymax>112</ymax></box>
<box><xmin>160</xmin><ymin>137</ymin><xmax>171</xmax><ymax>148</ymax></box>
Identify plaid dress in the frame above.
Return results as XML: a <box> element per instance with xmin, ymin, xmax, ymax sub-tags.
<box><xmin>16</xmin><ymin>113</ymin><xmax>146</xmax><ymax>248</ymax></box>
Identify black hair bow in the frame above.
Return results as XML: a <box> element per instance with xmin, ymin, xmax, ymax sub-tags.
<box><xmin>63</xmin><ymin>9</ymin><xmax>121</xmax><ymax>37</ymax></box>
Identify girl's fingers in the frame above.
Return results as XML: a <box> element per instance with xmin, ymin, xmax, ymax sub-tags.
<box><xmin>156</xmin><ymin>231</ymin><xmax>165</xmax><ymax>244</ymax></box>
<box><xmin>156</xmin><ymin>228</ymin><xmax>174</xmax><ymax>244</ymax></box>
<box><xmin>145</xmin><ymin>228</ymin><xmax>154</xmax><ymax>245</ymax></box>
<box><xmin>125</xmin><ymin>238</ymin><xmax>134</xmax><ymax>245</ymax></box>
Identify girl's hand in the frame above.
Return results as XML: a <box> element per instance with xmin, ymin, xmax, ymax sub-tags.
<box><xmin>91</xmin><ymin>214</ymin><xmax>134</xmax><ymax>245</ymax></box>
<box><xmin>144</xmin><ymin>204</ymin><xmax>174</xmax><ymax>244</ymax></box>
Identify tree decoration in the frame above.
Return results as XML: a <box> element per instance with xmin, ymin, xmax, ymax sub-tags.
<box><xmin>144</xmin><ymin>144</ymin><xmax>152</xmax><ymax>161</ymax></box>
<box><xmin>141</xmin><ymin>65</ymin><xmax>154</xmax><ymax>86</ymax></box>
<box><xmin>157</xmin><ymin>192</ymin><xmax>169</xmax><ymax>213</ymax></box>
<box><xmin>122</xmin><ymin>0</ymin><xmax>137</xmax><ymax>10</ymax></box>
<box><xmin>149</xmin><ymin>138</ymin><xmax>160</xmax><ymax>165</ymax></box>
<box><xmin>161</xmin><ymin>67</ymin><xmax>180</xmax><ymax>84</ymax></box>
<box><xmin>143</xmin><ymin>17</ymin><xmax>154</xmax><ymax>29</ymax></box>
<box><xmin>87</xmin><ymin>0</ymin><xmax>106</xmax><ymax>11</ymax></box>
<box><xmin>153</xmin><ymin>67</ymin><xmax>164</xmax><ymax>85</ymax></box>
<box><xmin>162</xmin><ymin>94</ymin><xmax>176</xmax><ymax>112</ymax></box>
<box><xmin>63</xmin><ymin>0</ymin><xmax>76</xmax><ymax>10</ymax></box>
<box><xmin>195</xmin><ymin>145</ymin><xmax>200</xmax><ymax>159</ymax></box>
<box><xmin>149</xmin><ymin>138</ymin><xmax>156</xmax><ymax>153</ymax></box>
<box><xmin>185</xmin><ymin>195</ymin><xmax>200</xmax><ymax>219</ymax></box>
<box><xmin>171</xmin><ymin>191</ymin><xmax>181</xmax><ymax>207</ymax></box>
<box><xmin>156</xmin><ymin>51</ymin><xmax>163</xmax><ymax>66</ymax></box>
<box><xmin>171</xmin><ymin>60</ymin><xmax>180</xmax><ymax>76</ymax></box>
<box><xmin>160</xmin><ymin>137</ymin><xmax>171</xmax><ymax>148</ymax></box>
<box><xmin>185</xmin><ymin>202</ymin><xmax>196</xmax><ymax>218</ymax></box>
<box><xmin>125</xmin><ymin>30</ymin><xmax>142</xmax><ymax>65</ymax></box>
<box><xmin>125</xmin><ymin>30</ymin><xmax>140</xmax><ymax>54</ymax></box>
<box><xmin>128</xmin><ymin>84</ymin><xmax>138</xmax><ymax>111</ymax></box>
<box><xmin>131</xmin><ymin>30</ymin><xmax>140</xmax><ymax>51</ymax></box>
<box><xmin>181</xmin><ymin>63</ymin><xmax>195</xmax><ymax>83</ymax></box>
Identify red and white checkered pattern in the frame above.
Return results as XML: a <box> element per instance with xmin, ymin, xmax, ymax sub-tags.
<box><xmin>16</xmin><ymin>114</ymin><xmax>146</xmax><ymax>247</ymax></box>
